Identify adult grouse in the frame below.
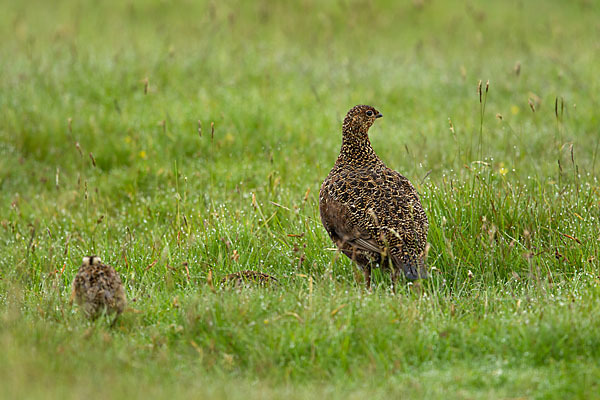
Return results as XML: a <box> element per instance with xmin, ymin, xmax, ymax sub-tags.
<box><xmin>71</xmin><ymin>256</ymin><xmax>127</xmax><ymax>319</ymax></box>
<box><xmin>319</xmin><ymin>105</ymin><xmax>428</xmax><ymax>288</ymax></box>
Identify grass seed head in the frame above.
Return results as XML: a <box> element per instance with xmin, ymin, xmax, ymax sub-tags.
<box><xmin>75</xmin><ymin>142</ymin><xmax>83</xmax><ymax>157</ymax></box>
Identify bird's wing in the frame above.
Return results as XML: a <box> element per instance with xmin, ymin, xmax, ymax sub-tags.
<box><xmin>352</xmin><ymin>237</ymin><xmax>383</xmax><ymax>254</ymax></box>
<box><xmin>320</xmin><ymin>195</ymin><xmax>384</xmax><ymax>255</ymax></box>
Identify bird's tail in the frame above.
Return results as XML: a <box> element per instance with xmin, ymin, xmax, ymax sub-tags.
<box><xmin>394</xmin><ymin>254</ymin><xmax>428</xmax><ymax>280</ymax></box>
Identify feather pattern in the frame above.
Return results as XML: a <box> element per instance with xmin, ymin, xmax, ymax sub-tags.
<box><xmin>71</xmin><ymin>256</ymin><xmax>127</xmax><ymax>319</ymax></box>
<box><xmin>319</xmin><ymin>105</ymin><xmax>429</xmax><ymax>288</ymax></box>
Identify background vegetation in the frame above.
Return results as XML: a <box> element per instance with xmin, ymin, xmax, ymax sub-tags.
<box><xmin>1</xmin><ymin>0</ymin><xmax>599</xmax><ymax>398</ymax></box>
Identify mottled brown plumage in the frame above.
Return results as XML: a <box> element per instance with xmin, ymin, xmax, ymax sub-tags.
<box><xmin>319</xmin><ymin>105</ymin><xmax>429</xmax><ymax>288</ymax></box>
<box><xmin>220</xmin><ymin>270</ymin><xmax>278</xmax><ymax>287</ymax></box>
<box><xmin>71</xmin><ymin>256</ymin><xmax>127</xmax><ymax>319</ymax></box>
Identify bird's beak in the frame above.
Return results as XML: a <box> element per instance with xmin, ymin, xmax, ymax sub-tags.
<box><xmin>376</xmin><ymin>113</ymin><xmax>383</xmax><ymax>119</ymax></box>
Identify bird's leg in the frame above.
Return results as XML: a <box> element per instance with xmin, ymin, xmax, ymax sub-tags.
<box><xmin>391</xmin><ymin>269</ymin><xmax>399</xmax><ymax>294</ymax></box>
<box><xmin>363</xmin><ymin>265</ymin><xmax>372</xmax><ymax>291</ymax></box>
<box><xmin>110</xmin><ymin>314</ymin><xmax>120</xmax><ymax>328</ymax></box>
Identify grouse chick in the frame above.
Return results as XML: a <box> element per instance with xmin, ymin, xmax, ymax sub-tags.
<box><xmin>319</xmin><ymin>105</ymin><xmax>428</xmax><ymax>288</ymax></box>
<box><xmin>71</xmin><ymin>256</ymin><xmax>127</xmax><ymax>319</ymax></box>
<box><xmin>220</xmin><ymin>270</ymin><xmax>279</xmax><ymax>288</ymax></box>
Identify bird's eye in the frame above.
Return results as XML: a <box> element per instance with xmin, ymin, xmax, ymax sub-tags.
<box><xmin>366</xmin><ymin>110</ymin><xmax>373</xmax><ymax>117</ymax></box>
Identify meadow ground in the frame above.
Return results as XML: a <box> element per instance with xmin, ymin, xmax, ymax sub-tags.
<box><xmin>1</xmin><ymin>0</ymin><xmax>600</xmax><ymax>398</ymax></box>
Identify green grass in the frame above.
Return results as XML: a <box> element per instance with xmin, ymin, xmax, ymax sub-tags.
<box><xmin>1</xmin><ymin>0</ymin><xmax>600</xmax><ymax>398</ymax></box>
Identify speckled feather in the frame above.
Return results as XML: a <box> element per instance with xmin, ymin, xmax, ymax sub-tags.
<box><xmin>319</xmin><ymin>105</ymin><xmax>428</xmax><ymax>286</ymax></box>
<box><xmin>220</xmin><ymin>270</ymin><xmax>279</xmax><ymax>287</ymax></box>
<box><xmin>71</xmin><ymin>256</ymin><xmax>127</xmax><ymax>319</ymax></box>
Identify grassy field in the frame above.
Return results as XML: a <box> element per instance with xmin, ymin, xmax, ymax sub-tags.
<box><xmin>1</xmin><ymin>0</ymin><xmax>600</xmax><ymax>398</ymax></box>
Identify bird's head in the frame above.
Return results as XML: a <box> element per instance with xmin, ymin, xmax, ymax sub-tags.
<box><xmin>342</xmin><ymin>105</ymin><xmax>383</xmax><ymax>135</ymax></box>
<box><xmin>82</xmin><ymin>255</ymin><xmax>102</xmax><ymax>266</ymax></box>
